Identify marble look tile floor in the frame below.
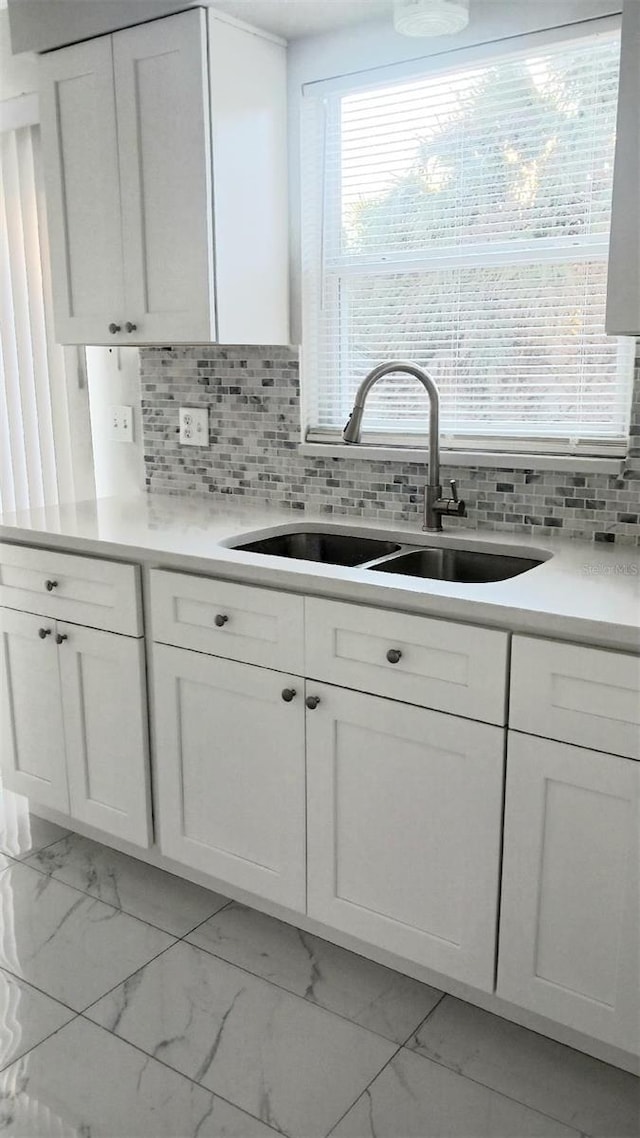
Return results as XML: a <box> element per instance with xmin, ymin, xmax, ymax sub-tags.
<box><xmin>0</xmin><ymin>797</ymin><xmax>638</xmax><ymax>1138</ymax></box>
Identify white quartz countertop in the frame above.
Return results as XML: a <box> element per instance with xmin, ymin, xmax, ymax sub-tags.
<box><xmin>1</xmin><ymin>493</ymin><xmax>639</xmax><ymax>651</ymax></box>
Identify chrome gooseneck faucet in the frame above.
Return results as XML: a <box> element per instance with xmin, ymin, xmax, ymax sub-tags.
<box><xmin>343</xmin><ymin>360</ymin><xmax>466</xmax><ymax>532</ymax></box>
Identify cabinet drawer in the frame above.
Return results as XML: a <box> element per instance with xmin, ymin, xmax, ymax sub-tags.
<box><xmin>0</xmin><ymin>543</ymin><xmax>141</xmax><ymax>636</ymax></box>
<box><xmin>150</xmin><ymin>569</ymin><xmax>304</xmax><ymax>673</ymax></box>
<box><xmin>510</xmin><ymin>636</ymin><xmax>640</xmax><ymax>760</ymax></box>
<box><xmin>305</xmin><ymin>597</ymin><xmax>509</xmax><ymax>725</ymax></box>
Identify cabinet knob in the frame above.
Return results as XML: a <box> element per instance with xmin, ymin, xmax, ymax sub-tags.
<box><xmin>55</xmin><ymin>633</ymin><xmax>68</xmax><ymax>645</ymax></box>
<box><xmin>125</xmin><ymin>322</ymin><xmax>137</xmax><ymax>333</ymax></box>
<box><xmin>281</xmin><ymin>688</ymin><xmax>296</xmax><ymax>702</ymax></box>
<box><xmin>38</xmin><ymin>627</ymin><xmax>52</xmax><ymax>639</ymax></box>
<box><xmin>305</xmin><ymin>695</ymin><xmax>321</xmax><ymax>710</ymax></box>
<box><xmin>386</xmin><ymin>648</ymin><xmax>402</xmax><ymax>664</ymax></box>
<box><xmin>45</xmin><ymin>579</ymin><xmax>58</xmax><ymax>592</ymax></box>
<box><xmin>108</xmin><ymin>323</ymin><xmax>121</xmax><ymax>334</ymax></box>
<box><xmin>214</xmin><ymin>614</ymin><xmax>229</xmax><ymax>628</ymax></box>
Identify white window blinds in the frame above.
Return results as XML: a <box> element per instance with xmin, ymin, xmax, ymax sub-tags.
<box><xmin>301</xmin><ymin>25</ymin><xmax>635</xmax><ymax>454</ymax></box>
<box><xmin>0</xmin><ymin>122</ymin><xmax>93</xmax><ymax>514</ymax></box>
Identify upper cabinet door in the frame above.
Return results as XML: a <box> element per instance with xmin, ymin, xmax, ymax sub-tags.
<box><xmin>113</xmin><ymin>9</ymin><xmax>215</xmax><ymax>343</ymax></box>
<box><xmin>0</xmin><ymin>608</ymin><xmax>69</xmax><ymax>812</ymax></box>
<box><xmin>606</xmin><ymin>2</ymin><xmax>640</xmax><ymax>335</ymax></box>
<box><xmin>38</xmin><ymin>37</ymin><xmax>125</xmax><ymax>345</ymax></box>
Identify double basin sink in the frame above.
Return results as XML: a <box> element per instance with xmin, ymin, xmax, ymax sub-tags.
<box><xmin>227</xmin><ymin>529</ymin><xmax>546</xmax><ymax>583</ymax></box>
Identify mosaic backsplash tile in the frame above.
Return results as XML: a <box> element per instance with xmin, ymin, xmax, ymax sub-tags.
<box><xmin>141</xmin><ymin>345</ymin><xmax>640</xmax><ymax>545</ymax></box>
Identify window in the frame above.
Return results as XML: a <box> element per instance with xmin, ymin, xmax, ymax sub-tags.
<box><xmin>301</xmin><ymin>24</ymin><xmax>635</xmax><ymax>455</ymax></box>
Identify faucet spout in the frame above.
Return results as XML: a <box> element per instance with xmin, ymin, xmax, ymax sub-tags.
<box><xmin>342</xmin><ymin>360</ymin><xmax>465</xmax><ymax>532</ymax></box>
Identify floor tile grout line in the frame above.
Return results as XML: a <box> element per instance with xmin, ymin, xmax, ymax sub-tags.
<box><xmin>0</xmin><ymin>964</ymin><xmax>80</xmax><ymax>1017</ymax></box>
<box><xmin>397</xmin><ymin>1044</ymin><xmax>592</xmax><ymax>1136</ymax></box>
<box><xmin>325</xmin><ymin>1040</ymin><xmax>405</xmax><ymax>1137</ymax></box>
<box><xmin>0</xmin><ymin>1012</ymin><xmax>82</xmax><ymax>1076</ymax></box>
<box><xmin>13</xmin><ymin>830</ymin><xmax>73</xmax><ymax>863</ymax></box>
<box><xmin>8</xmin><ymin>851</ymin><xmax>229</xmax><ymax>940</ymax></box>
<box><xmin>75</xmin><ymin>1013</ymin><xmax>288</xmax><ymax>1138</ymax></box>
<box><xmin>78</xmin><ymin>938</ymin><xmax>181</xmax><ymax>1018</ymax></box>
<box><xmin>399</xmin><ymin>991</ymin><xmax>446</xmax><ymax>1048</ymax></box>
<box><xmin>177</xmin><ymin>900</ymin><xmax>234</xmax><ymax>942</ymax></box>
<box><xmin>181</xmin><ymin>927</ymin><xmax>442</xmax><ymax>1046</ymax></box>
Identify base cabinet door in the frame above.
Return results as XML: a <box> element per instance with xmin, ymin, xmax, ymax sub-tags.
<box><xmin>153</xmin><ymin>644</ymin><xmax>306</xmax><ymax>910</ymax></box>
<box><xmin>58</xmin><ymin>623</ymin><xmax>152</xmax><ymax>847</ymax></box>
<box><xmin>0</xmin><ymin>609</ymin><xmax>69</xmax><ymax>812</ymax></box>
<box><xmin>306</xmin><ymin>683</ymin><xmax>505</xmax><ymax>990</ymax></box>
<box><xmin>498</xmin><ymin>732</ymin><xmax>639</xmax><ymax>1053</ymax></box>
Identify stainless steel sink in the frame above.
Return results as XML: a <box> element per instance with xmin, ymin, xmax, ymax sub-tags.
<box><xmin>370</xmin><ymin>547</ymin><xmax>542</xmax><ymax>583</ymax></box>
<box><xmin>228</xmin><ymin>526</ymin><xmax>547</xmax><ymax>581</ymax></box>
<box><xmin>232</xmin><ymin>531</ymin><xmax>401</xmax><ymax>566</ymax></box>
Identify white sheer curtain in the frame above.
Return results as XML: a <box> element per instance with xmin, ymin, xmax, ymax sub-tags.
<box><xmin>0</xmin><ymin>106</ymin><xmax>94</xmax><ymax>514</ymax></box>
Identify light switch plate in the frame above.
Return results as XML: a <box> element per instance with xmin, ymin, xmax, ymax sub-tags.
<box><xmin>108</xmin><ymin>404</ymin><xmax>133</xmax><ymax>443</ymax></box>
<box><xmin>179</xmin><ymin>406</ymin><xmax>209</xmax><ymax>446</ymax></box>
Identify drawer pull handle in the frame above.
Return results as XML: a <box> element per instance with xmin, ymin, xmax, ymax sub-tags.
<box><xmin>55</xmin><ymin>633</ymin><xmax>68</xmax><ymax>645</ymax></box>
<box><xmin>45</xmin><ymin>579</ymin><xmax>58</xmax><ymax>591</ymax></box>
<box><xmin>305</xmin><ymin>695</ymin><xmax>321</xmax><ymax>710</ymax></box>
<box><xmin>38</xmin><ymin>627</ymin><xmax>52</xmax><ymax>639</ymax></box>
<box><xmin>214</xmin><ymin>614</ymin><xmax>229</xmax><ymax>628</ymax></box>
<box><xmin>386</xmin><ymin>648</ymin><xmax>403</xmax><ymax>664</ymax></box>
<box><xmin>125</xmin><ymin>322</ymin><xmax>137</xmax><ymax>333</ymax></box>
<box><xmin>108</xmin><ymin>323</ymin><xmax>121</xmax><ymax>334</ymax></box>
<box><xmin>281</xmin><ymin>688</ymin><xmax>296</xmax><ymax>703</ymax></box>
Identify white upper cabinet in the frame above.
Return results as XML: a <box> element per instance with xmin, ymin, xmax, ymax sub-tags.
<box><xmin>606</xmin><ymin>1</ymin><xmax>640</xmax><ymax>335</ymax></box>
<box><xmin>39</xmin><ymin>9</ymin><xmax>289</xmax><ymax>345</ymax></box>
<box><xmin>112</xmin><ymin>11</ymin><xmax>214</xmax><ymax>344</ymax></box>
<box><xmin>38</xmin><ymin>36</ymin><xmax>124</xmax><ymax>345</ymax></box>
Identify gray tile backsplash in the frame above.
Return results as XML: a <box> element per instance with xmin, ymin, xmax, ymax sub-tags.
<box><xmin>141</xmin><ymin>344</ymin><xmax>640</xmax><ymax>545</ymax></box>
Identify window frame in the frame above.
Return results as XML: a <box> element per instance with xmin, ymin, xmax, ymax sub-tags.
<box><xmin>299</xmin><ymin>13</ymin><xmax>635</xmax><ymax>461</ymax></box>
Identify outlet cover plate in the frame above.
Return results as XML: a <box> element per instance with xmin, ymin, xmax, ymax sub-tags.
<box><xmin>179</xmin><ymin>406</ymin><xmax>209</xmax><ymax>446</ymax></box>
<box><xmin>108</xmin><ymin>405</ymin><xmax>134</xmax><ymax>443</ymax></box>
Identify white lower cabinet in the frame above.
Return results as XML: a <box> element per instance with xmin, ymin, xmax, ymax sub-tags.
<box><xmin>498</xmin><ymin>732</ymin><xmax>639</xmax><ymax>1053</ymax></box>
<box><xmin>57</xmin><ymin>623</ymin><xmax>151</xmax><ymax>844</ymax></box>
<box><xmin>305</xmin><ymin>683</ymin><xmax>505</xmax><ymax>991</ymax></box>
<box><xmin>153</xmin><ymin>644</ymin><xmax>306</xmax><ymax>911</ymax></box>
<box><xmin>0</xmin><ymin>608</ymin><xmax>70</xmax><ymax>812</ymax></box>
<box><xmin>0</xmin><ymin>607</ymin><xmax>151</xmax><ymax>846</ymax></box>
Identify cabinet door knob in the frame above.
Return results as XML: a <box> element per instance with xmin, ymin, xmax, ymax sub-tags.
<box><xmin>45</xmin><ymin>579</ymin><xmax>58</xmax><ymax>591</ymax></box>
<box><xmin>38</xmin><ymin>627</ymin><xmax>52</xmax><ymax>639</ymax></box>
<box><xmin>125</xmin><ymin>322</ymin><xmax>137</xmax><ymax>333</ymax></box>
<box><xmin>55</xmin><ymin>633</ymin><xmax>68</xmax><ymax>645</ymax></box>
<box><xmin>108</xmin><ymin>323</ymin><xmax>121</xmax><ymax>334</ymax></box>
<box><xmin>305</xmin><ymin>695</ymin><xmax>321</xmax><ymax>710</ymax></box>
<box><xmin>214</xmin><ymin>614</ymin><xmax>229</xmax><ymax>627</ymax></box>
<box><xmin>386</xmin><ymin>648</ymin><xmax>402</xmax><ymax>664</ymax></box>
<box><xmin>281</xmin><ymin>688</ymin><xmax>296</xmax><ymax>702</ymax></box>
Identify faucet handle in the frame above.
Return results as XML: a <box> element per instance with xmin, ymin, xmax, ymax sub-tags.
<box><xmin>449</xmin><ymin>479</ymin><xmax>459</xmax><ymax>503</ymax></box>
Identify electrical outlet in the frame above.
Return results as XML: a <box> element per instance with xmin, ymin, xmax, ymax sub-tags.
<box><xmin>179</xmin><ymin>406</ymin><xmax>209</xmax><ymax>446</ymax></box>
<box><xmin>108</xmin><ymin>405</ymin><xmax>134</xmax><ymax>443</ymax></box>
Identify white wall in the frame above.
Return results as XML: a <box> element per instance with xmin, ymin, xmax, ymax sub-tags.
<box><xmin>86</xmin><ymin>347</ymin><xmax>145</xmax><ymax>498</ymax></box>
<box><xmin>0</xmin><ymin>9</ymin><xmax>36</xmax><ymax>100</ymax></box>
<box><xmin>286</xmin><ymin>0</ymin><xmax>623</xmax><ymax>341</ymax></box>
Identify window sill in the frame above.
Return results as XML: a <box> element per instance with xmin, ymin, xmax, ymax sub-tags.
<box><xmin>298</xmin><ymin>443</ymin><xmax>626</xmax><ymax>476</ymax></box>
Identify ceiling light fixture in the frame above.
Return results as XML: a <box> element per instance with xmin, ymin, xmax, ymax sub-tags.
<box><xmin>393</xmin><ymin>0</ymin><xmax>470</xmax><ymax>37</ymax></box>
